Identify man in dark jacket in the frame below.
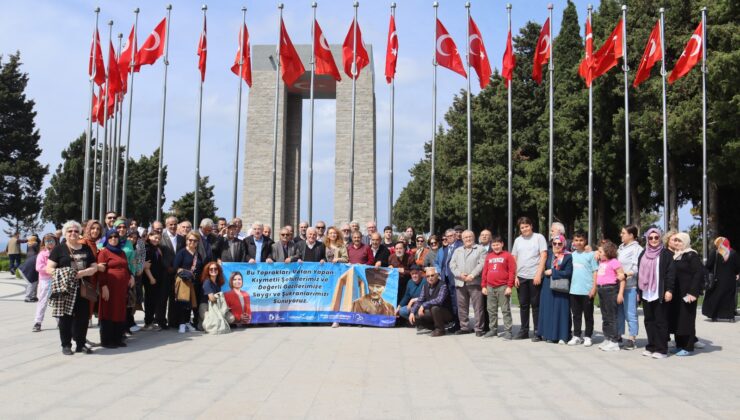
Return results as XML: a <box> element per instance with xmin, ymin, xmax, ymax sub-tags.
<box><xmin>409</xmin><ymin>267</ymin><xmax>454</xmax><ymax>337</ymax></box>
<box><xmin>244</xmin><ymin>222</ymin><xmax>274</xmax><ymax>263</ymax></box>
<box><xmin>216</xmin><ymin>221</ymin><xmax>246</xmax><ymax>263</ymax></box>
<box><xmin>272</xmin><ymin>227</ymin><xmax>301</xmax><ymax>262</ymax></box>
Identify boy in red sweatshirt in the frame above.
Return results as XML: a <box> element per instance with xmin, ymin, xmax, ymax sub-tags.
<box><xmin>481</xmin><ymin>235</ymin><xmax>517</xmax><ymax>339</ymax></box>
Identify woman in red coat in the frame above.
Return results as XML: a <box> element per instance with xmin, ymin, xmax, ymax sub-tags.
<box><xmin>223</xmin><ymin>272</ymin><xmax>251</xmax><ymax>326</ymax></box>
<box><xmin>97</xmin><ymin>230</ymin><xmax>134</xmax><ymax>348</ymax></box>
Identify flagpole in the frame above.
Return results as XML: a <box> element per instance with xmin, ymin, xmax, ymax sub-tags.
<box><xmin>308</xmin><ymin>2</ymin><xmax>317</xmax><ymax>226</ymax></box>
<box><xmin>547</xmin><ymin>3</ymin><xmax>554</xmax><ymax>232</ymax></box>
<box><xmin>270</xmin><ymin>3</ymin><xmax>283</xmax><ymax>232</ymax></box>
<box><xmin>83</xmin><ymin>7</ymin><xmax>100</xmax><ymax>221</ymax></box>
<box><xmin>195</xmin><ymin>5</ymin><xmax>208</xmax><ymax>226</ymax></box>
<box><xmin>701</xmin><ymin>7</ymin><xmax>707</xmax><ymax>263</ymax></box>
<box><xmin>464</xmin><ymin>3</ymin><xmax>473</xmax><ymax>230</ymax></box>
<box><xmin>121</xmin><ymin>8</ymin><xmax>139</xmax><ymax>219</ymax></box>
<box><xmin>112</xmin><ymin>33</ymin><xmax>124</xmax><ymax>214</ymax></box>
<box><xmin>506</xmin><ymin>3</ymin><xmax>512</xmax><ymax>250</ymax></box>
<box><xmin>107</xmin><ymin>97</ymin><xmax>117</xmax><ymax>211</ymax></box>
<box><xmin>660</xmin><ymin>8</ymin><xmax>669</xmax><ymax>234</ymax></box>
<box><xmin>232</xmin><ymin>6</ymin><xmax>247</xmax><ymax>221</ymax></box>
<box><xmin>155</xmin><ymin>4</ymin><xmax>172</xmax><ymax>223</ymax></box>
<box><xmin>99</xmin><ymin>20</ymin><xmax>113</xmax><ymax>220</ymax></box>
<box><xmin>430</xmin><ymin>1</ymin><xmax>438</xmax><ymax>235</ymax></box>
<box><xmin>92</xmin><ymin>121</ymin><xmax>99</xmax><ymax>218</ymax></box>
<box><xmin>348</xmin><ymin>1</ymin><xmax>359</xmax><ymax>223</ymax></box>
<box><xmin>388</xmin><ymin>2</ymin><xmax>396</xmax><ymax>229</ymax></box>
<box><xmin>587</xmin><ymin>5</ymin><xmax>593</xmax><ymax>246</ymax></box>
<box><xmin>622</xmin><ymin>4</ymin><xmax>631</xmax><ymax>225</ymax></box>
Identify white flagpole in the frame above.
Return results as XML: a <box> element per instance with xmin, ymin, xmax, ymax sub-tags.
<box><xmin>701</xmin><ymin>7</ymin><xmax>708</xmax><ymax>262</ymax></box>
<box><xmin>155</xmin><ymin>5</ymin><xmax>172</xmax><ymax>223</ymax></box>
<box><xmin>99</xmin><ymin>20</ymin><xmax>113</xmax><ymax>220</ymax></box>
<box><xmin>195</xmin><ymin>5</ymin><xmax>208</xmax><ymax>226</ymax></box>
<box><xmin>660</xmin><ymin>8</ymin><xmax>669</xmax><ymax>234</ymax></box>
<box><xmin>547</xmin><ymin>3</ymin><xmax>554</xmax><ymax>231</ymax></box>
<box><xmin>348</xmin><ymin>1</ymin><xmax>359</xmax><ymax>223</ymax></box>
<box><xmin>388</xmin><ymin>2</ymin><xmax>396</xmax><ymax>229</ymax></box>
<box><xmin>121</xmin><ymin>8</ymin><xmax>139</xmax><ymax>219</ymax></box>
<box><xmin>92</xmin><ymin>121</ymin><xmax>99</xmax><ymax>219</ymax></box>
<box><xmin>270</xmin><ymin>3</ymin><xmax>284</xmax><ymax>232</ymax></box>
<box><xmin>430</xmin><ymin>1</ymin><xmax>438</xmax><ymax>235</ymax></box>
<box><xmin>83</xmin><ymin>7</ymin><xmax>100</xmax><ymax>221</ymax></box>
<box><xmin>107</xmin><ymin>96</ymin><xmax>117</xmax><ymax>211</ymax></box>
<box><xmin>112</xmin><ymin>33</ymin><xmax>123</xmax><ymax>213</ymax></box>
<box><xmin>507</xmin><ymin>3</ymin><xmax>513</xmax><ymax>250</ymax></box>
<box><xmin>587</xmin><ymin>5</ymin><xmax>594</xmax><ymax>246</ymax></box>
<box><xmin>622</xmin><ymin>4</ymin><xmax>631</xmax><ymax>224</ymax></box>
<box><xmin>465</xmin><ymin>2</ymin><xmax>473</xmax><ymax>230</ymax></box>
<box><xmin>309</xmin><ymin>2</ymin><xmax>317</xmax><ymax>225</ymax></box>
<box><xmin>231</xmin><ymin>6</ymin><xmax>247</xmax><ymax>221</ymax></box>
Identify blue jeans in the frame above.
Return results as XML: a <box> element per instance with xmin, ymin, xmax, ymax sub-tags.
<box><xmin>398</xmin><ymin>306</ymin><xmax>411</xmax><ymax>319</ymax></box>
<box><xmin>617</xmin><ymin>287</ymin><xmax>639</xmax><ymax>337</ymax></box>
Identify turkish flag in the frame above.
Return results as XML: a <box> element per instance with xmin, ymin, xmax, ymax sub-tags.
<box><xmin>436</xmin><ymin>19</ymin><xmax>466</xmax><ymax>78</ymax></box>
<box><xmin>91</xmin><ymin>91</ymin><xmax>99</xmax><ymax>124</ymax></box>
<box><xmin>668</xmin><ymin>22</ymin><xmax>703</xmax><ymax>84</ymax></box>
<box><xmin>532</xmin><ymin>18</ymin><xmax>551</xmax><ymax>85</ymax></box>
<box><xmin>280</xmin><ymin>19</ymin><xmax>305</xmax><ymax>86</ymax></box>
<box><xmin>633</xmin><ymin>20</ymin><xmax>662</xmax><ymax>87</ymax></box>
<box><xmin>231</xmin><ymin>23</ymin><xmax>252</xmax><ymax>87</ymax></box>
<box><xmin>502</xmin><ymin>29</ymin><xmax>516</xmax><ymax>87</ymax></box>
<box><xmin>384</xmin><ymin>15</ymin><xmax>398</xmax><ymax>84</ymax></box>
<box><xmin>468</xmin><ymin>16</ymin><xmax>491</xmax><ymax>89</ymax></box>
<box><xmin>106</xmin><ymin>41</ymin><xmax>122</xmax><ymax>98</ymax></box>
<box><xmin>118</xmin><ymin>26</ymin><xmax>136</xmax><ymax>94</ymax></box>
<box><xmin>578</xmin><ymin>17</ymin><xmax>594</xmax><ymax>87</ymax></box>
<box><xmin>89</xmin><ymin>29</ymin><xmax>106</xmax><ymax>86</ymax></box>
<box><xmin>314</xmin><ymin>20</ymin><xmax>341</xmax><ymax>82</ymax></box>
<box><xmin>342</xmin><ymin>18</ymin><xmax>370</xmax><ymax>80</ymax></box>
<box><xmin>591</xmin><ymin>19</ymin><xmax>624</xmax><ymax>80</ymax></box>
<box><xmin>135</xmin><ymin>17</ymin><xmax>167</xmax><ymax>71</ymax></box>
<box><xmin>197</xmin><ymin>15</ymin><xmax>207</xmax><ymax>82</ymax></box>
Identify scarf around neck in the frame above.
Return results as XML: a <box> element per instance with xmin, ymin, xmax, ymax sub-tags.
<box><xmin>638</xmin><ymin>228</ymin><xmax>663</xmax><ymax>294</ymax></box>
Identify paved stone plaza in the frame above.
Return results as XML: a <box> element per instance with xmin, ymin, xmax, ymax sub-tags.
<box><xmin>0</xmin><ymin>272</ymin><xmax>738</xmax><ymax>419</ymax></box>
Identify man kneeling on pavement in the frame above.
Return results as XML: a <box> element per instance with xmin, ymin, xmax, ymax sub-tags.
<box><xmin>408</xmin><ymin>267</ymin><xmax>454</xmax><ymax>337</ymax></box>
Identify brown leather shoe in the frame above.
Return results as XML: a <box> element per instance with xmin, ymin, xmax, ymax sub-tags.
<box><xmin>431</xmin><ymin>329</ymin><xmax>446</xmax><ymax>337</ymax></box>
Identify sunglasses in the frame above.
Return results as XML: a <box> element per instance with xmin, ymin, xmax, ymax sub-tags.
<box><xmin>186</xmin><ymin>239</ymin><xmax>198</xmax><ymax>243</ymax></box>
<box><xmin>209</xmin><ymin>267</ymin><xmax>218</xmax><ymax>272</ymax></box>
<box><xmin>280</xmin><ymin>233</ymin><xmax>290</xmax><ymax>237</ymax></box>
<box><xmin>648</xmin><ymin>235</ymin><xmax>660</xmax><ymax>240</ymax></box>
<box><xmin>116</xmin><ymin>225</ymin><xmax>127</xmax><ymax>229</ymax></box>
<box><xmin>67</xmin><ymin>229</ymin><xmax>80</xmax><ymax>234</ymax></box>
<box><xmin>429</xmin><ymin>242</ymin><xmax>438</xmax><ymax>245</ymax></box>
<box><xmin>416</xmin><ymin>239</ymin><xmax>424</xmax><ymax>242</ymax></box>
<box><xmin>552</xmin><ymin>242</ymin><xmax>563</xmax><ymax>246</ymax></box>
<box><xmin>342</xmin><ymin>229</ymin><xmax>350</xmax><ymax>232</ymax></box>
<box><xmin>317</xmin><ymin>226</ymin><xmax>325</xmax><ymax>229</ymax></box>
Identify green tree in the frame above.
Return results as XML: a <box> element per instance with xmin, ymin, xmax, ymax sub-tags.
<box><xmin>0</xmin><ymin>52</ymin><xmax>48</xmax><ymax>234</ymax></box>
<box><xmin>169</xmin><ymin>176</ymin><xmax>217</xmax><ymax>223</ymax></box>
<box><xmin>124</xmin><ymin>148</ymin><xmax>166</xmax><ymax>226</ymax></box>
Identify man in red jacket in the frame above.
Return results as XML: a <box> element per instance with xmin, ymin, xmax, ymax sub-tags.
<box><xmin>481</xmin><ymin>235</ymin><xmax>517</xmax><ymax>339</ymax></box>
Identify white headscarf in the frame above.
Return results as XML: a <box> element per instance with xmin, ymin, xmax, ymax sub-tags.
<box><xmin>672</xmin><ymin>232</ymin><xmax>697</xmax><ymax>260</ymax></box>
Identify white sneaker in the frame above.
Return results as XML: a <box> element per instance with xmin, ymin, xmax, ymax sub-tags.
<box><xmin>178</xmin><ymin>324</ymin><xmax>186</xmax><ymax>334</ymax></box>
<box><xmin>567</xmin><ymin>337</ymin><xmax>583</xmax><ymax>346</ymax></box>
<box><xmin>642</xmin><ymin>350</ymin><xmax>654</xmax><ymax>357</ymax></box>
<box><xmin>583</xmin><ymin>337</ymin><xmax>593</xmax><ymax>347</ymax></box>
<box><xmin>694</xmin><ymin>341</ymin><xmax>706</xmax><ymax>349</ymax></box>
<box><xmin>331</xmin><ymin>322</ymin><xmax>339</xmax><ymax>328</ymax></box>
<box><xmin>598</xmin><ymin>341</ymin><xmax>609</xmax><ymax>350</ymax></box>
<box><xmin>130</xmin><ymin>325</ymin><xmax>141</xmax><ymax>332</ymax></box>
<box><xmin>558</xmin><ymin>339</ymin><xmax>566</xmax><ymax>345</ymax></box>
<box><xmin>602</xmin><ymin>341</ymin><xmax>620</xmax><ymax>352</ymax></box>
<box><xmin>185</xmin><ymin>323</ymin><xmax>197</xmax><ymax>332</ymax></box>
<box><xmin>651</xmin><ymin>352</ymin><xmax>668</xmax><ymax>359</ymax></box>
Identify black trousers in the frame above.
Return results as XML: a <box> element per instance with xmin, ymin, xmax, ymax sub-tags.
<box><xmin>58</xmin><ymin>293</ymin><xmax>90</xmax><ymax>349</ymax></box>
<box><xmin>416</xmin><ymin>306</ymin><xmax>454</xmax><ymax>331</ymax></box>
<box><xmin>100</xmin><ymin>319</ymin><xmax>126</xmax><ymax>346</ymax></box>
<box><xmin>570</xmin><ymin>294</ymin><xmax>595</xmax><ymax>338</ymax></box>
<box><xmin>598</xmin><ymin>285</ymin><xmax>619</xmax><ymax>342</ymax></box>
<box><xmin>143</xmin><ymin>279</ymin><xmax>160</xmax><ymax>325</ymax></box>
<box><xmin>191</xmin><ymin>280</ymin><xmax>203</xmax><ymax>328</ymax></box>
<box><xmin>643</xmin><ymin>299</ymin><xmax>669</xmax><ymax>354</ymax></box>
<box><xmin>517</xmin><ymin>278</ymin><xmax>541</xmax><ymax>333</ymax></box>
<box><xmin>155</xmin><ymin>274</ymin><xmax>171</xmax><ymax>327</ymax></box>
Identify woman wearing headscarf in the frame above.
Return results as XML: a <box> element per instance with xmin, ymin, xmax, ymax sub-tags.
<box><xmin>702</xmin><ymin>237</ymin><xmax>740</xmax><ymax>321</ymax></box>
<box><xmin>637</xmin><ymin>228</ymin><xmax>675</xmax><ymax>359</ymax></box>
<box><xmin>96</xmin><ymin>229</ymin><xmax>134</xmax><ymax>348</ymax></box>
<box><xmin>666</xmin><ymin>232</ymin><xmax>704</xmax><ymax>356</ymax></box>
<box><xmin>538</xmin><ymin>234</ymin><xmax>572</xmax><ymax>344</ymax></box>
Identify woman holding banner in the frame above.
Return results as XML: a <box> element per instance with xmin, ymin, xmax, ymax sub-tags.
<box><xmin>173</xmin><ymin>231</ymin><xmax>204</xmax><ymax>333</ymax></box>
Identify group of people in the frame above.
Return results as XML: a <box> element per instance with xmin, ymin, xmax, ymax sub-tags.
<box><xmin>15</xmin><ymin>212</ymin><xmax>738</xmax><ymax>358</ymax></box>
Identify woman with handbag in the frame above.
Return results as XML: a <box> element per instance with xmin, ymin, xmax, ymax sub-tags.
<box><xmin>702</xmin><ymin>237</ymin><xmax>740</xmax><ymax>322</ymax></box>
<box><xmin>199</xmin><ymin>262</ymin><xmax>225</xmax><ymax>331</ymax></box>
<box><xmin>46</xmin><ymin>221</ymin><xmax>98</xmax><ymax>355</ymax></box>
<box><xmin>173</xmin><ymin>231</ymin><xmax>203</xmax><ymax>333</ymax></box>
<box><xmin>538</xmin><ymin>234</ymin><xmax>573</xmax><ymax>344</ymax></box>
<box><xmin>97</xmin><ymin>229</ymin><xmax>134</xmax><ymax>348</ymax></box>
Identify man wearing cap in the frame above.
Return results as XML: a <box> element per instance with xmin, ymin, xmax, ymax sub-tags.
<box><xmin>351</xmin><ymin>268</ymin><xmax>395</xmax><ymax>316</ymax></box>
<box><xmin>450</xmin><ymin>230</ymin><xmax>487</xmax><ymax>336</ymax></box>
<box><xmin>409</xmin><ymin>267</ymin><xmax>454</xmax><ymax>337</ymax></box>
<box><xmin>396</xmin><ymin>265</ymin><xmax>427</xmax><ymax>323</ymax></box>
<box><xmin>216</xmin><ymin>220</ymin><xmax>246</xmax><ymax>263</ymax></box>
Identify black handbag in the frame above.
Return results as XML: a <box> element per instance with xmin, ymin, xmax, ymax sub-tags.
<box><xmin>704</xmin><ymin>254</ymin><xmax>718</xmax><ymax>293</ymax></box>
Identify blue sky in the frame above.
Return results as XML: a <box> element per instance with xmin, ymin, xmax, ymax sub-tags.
<box><xmin>0</xmin><ymin>0</ymin><xmax>689</xmax><ymax>237</ymax></box>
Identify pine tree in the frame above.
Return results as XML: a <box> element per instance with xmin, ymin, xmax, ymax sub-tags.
<box><xmin>0</xmin><ymin>52</ymin><xmax>48</xmax><ymax>234</ymax></box>
<box><xmin>124</xmin><ymin>148</ymin><xmax>166</xmax><ymax>226</ymax></box>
